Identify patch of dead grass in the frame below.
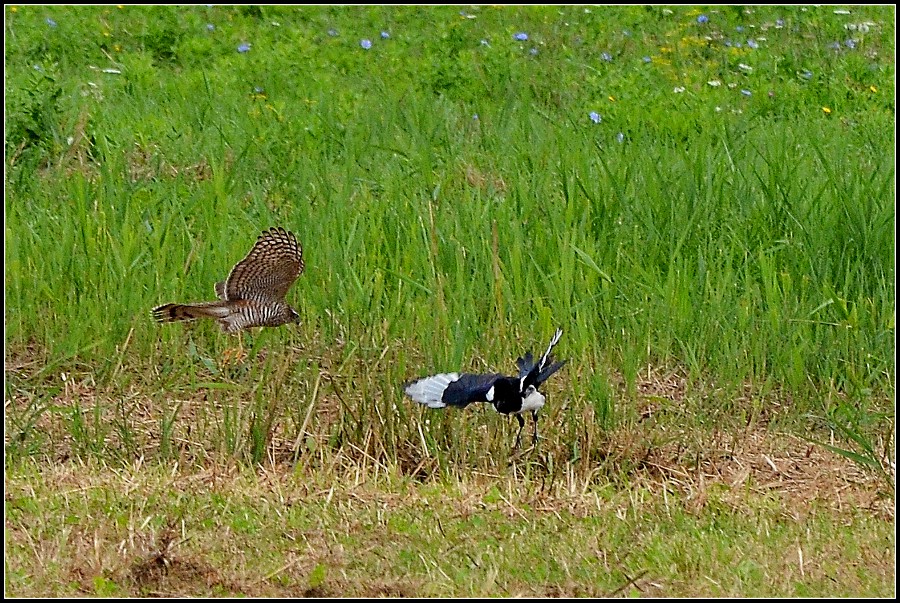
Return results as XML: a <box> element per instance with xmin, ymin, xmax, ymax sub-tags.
<box><xmin>5</xmin><ymin>351</ymin><xmax>894</xmax><ymax>596</ymax></box>
<box><xmin>6</xmin><ymin>354</ymin><xmax>893</xmax><ymax>516</ymax></box>
<box><xmin>462</xmin><ymin>163</ymin><xmax>507</xmax><ymax>194</ymax></box>
<box><xmin>5</xmin><ymin>443</ymin><xmax>894</xmax><ymax>597</ymax></box>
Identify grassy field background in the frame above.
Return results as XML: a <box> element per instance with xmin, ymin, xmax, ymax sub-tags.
<box><xmin>5</xmin><ymin>5</ymin><xmax>895</xmax><ymax>597</ymax></box>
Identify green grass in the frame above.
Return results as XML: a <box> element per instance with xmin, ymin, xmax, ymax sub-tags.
<box><xmin>4</xmin><ymin>4</ymin><xmax>895</xmax><ymax>597</ymax></box>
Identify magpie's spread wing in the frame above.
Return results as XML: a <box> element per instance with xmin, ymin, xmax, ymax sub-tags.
<box><xmin>535</xmin><ymin>358</ymin><xmax>567</xmax><ymax>386</ymax></box>
<box><xmin>404</xmin><ymin>373</ymin><xmax>503</xmax><ymax>409</ymax></box>
<box><xmin>516</xmin><ymin>351</ymin><xmax>535</xmax><ymax>380</ymax></box>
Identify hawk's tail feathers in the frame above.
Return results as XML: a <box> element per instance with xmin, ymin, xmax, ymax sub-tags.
<box><xmin>152</xmin><ymin>302</ymin><xmax>231</xmax><ymax>323</ymax></box>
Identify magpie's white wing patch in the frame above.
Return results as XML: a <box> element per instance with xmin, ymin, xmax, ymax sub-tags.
<box><xmin>485</xmin><ymin>385</ymin><xmax>495</xmax><ymax>402</ymax></box>
<box><xmin>404</xmin><ymin>373</ymin><xmax>461</xmax><ymax>408</ymax></box>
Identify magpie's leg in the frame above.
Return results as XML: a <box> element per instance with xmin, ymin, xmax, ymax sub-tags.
<box><xmin>531</xmin><ymin>410</ymin><xmax>540</xmax><ymax>444</ymax></box>
<box><xmin>514</xmin><ymin>414</ymin><xmax>525</xmax><ymax>449</ymax></box>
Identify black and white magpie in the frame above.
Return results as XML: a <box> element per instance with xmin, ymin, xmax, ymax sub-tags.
<box><xmin>404</xmin><ymin>328</ymin><xmax>566</xmax><ymax>449</ymax></box>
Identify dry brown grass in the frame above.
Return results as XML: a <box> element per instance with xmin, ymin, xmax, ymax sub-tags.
<box><xmin>5</xmin><ymin>434</ymin><xmax>894</xmax><ymax>597</ymax></box>
<box><xmin>6</xmin><ymin>352</ymin><xmax>893</xmax><ymax>506</ymax></box>
<box><xmin>5</xmin><ymin>350</ymin><xmax>894</xmax><ymax>597</ymax></box>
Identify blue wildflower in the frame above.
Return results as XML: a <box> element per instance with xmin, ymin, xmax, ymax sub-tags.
<box><xmin>828</xmin><ymin>41</ymin><xmax>841</xmax><ymax>50</ymax></box>
<box><xmin>697</xmin><ymin>14</ymin><xmax>708</xmax><ymax>24</ymax></box>
<box><xmin>800</xmin><ymin>69</ymin><xmax>813</xmax><ymax>80</ymax></box>
<box><xmin>514</xmin><ymin>32</ymin><xmax>528</xmax><ymax>41</ymax></box>
<box><xmin>736</xmin><ymin>26</ymin><xmax>744</xmax><ymax>33</ymax></box>
<box><xmin>844</xmin><ymin>38</ymin><xmax>856</xmax><ymax>49</ymax></box>
<box><xmin>747</xmin><ymin>39</ymin><xmax>758</xmax><ymax>49</ymax></box>
<box><xmin>589</xmin><ymin>111</ymin><xmax>602</xmax><ymax>124</ymax></box>
<box><xmin>601</xmin><ymin>52</ymin><xmax>612</xmax><ymax>62</ymax></box>
<box><xmin>776</xmin><ymin>18</ymin><xmax>785</xmax><ymax>28</ymax></box>
<box><xmin>46</xmin><ymin>17</ymin><xmax>57</xmax><ymax>27</ymax></box>
<box><xmin>529</xmin><ymin>48</ymin><xmax>538</xmax><ymax>56</ymax></box>
<box><xmin>473</xmin><ymin>114</ymin><xmax>479</xmax><ymax>120</ymax></box>
<box><xmin>380</xmin><ymin>31</ymin><xmax>390</xmax><ymax>39</ymax></box>
<box><xmin>616</xmin><ymin>132</ymin><xmax>625</xmax><ymax>143</ymax></box>
<box><xmin>740</xmin><ymin>89</ymin><xmax>752</xmax><ymax>97</ymax></box>
<box><xmin>237</xmin><ymin>42</ymin><xmax>251</xmax><ymax>53</ymax></box>
<box><xmin>327</xmin><ymin>28</ymin><xmax>338</xmax><ymax>37</ymax></box>
<box><xmin>642</xmin><ymin>56</ymin><xmax>652</xmax><ymax>63</ymax></box>
<box><xmin>360</xmin><ymin>39</ymin><xmax>372</xmax><ymax>49</ymax></box>
<box><xmin>206</xmin><ymin>23</ymin><xmax>215</xmax><ymax>31</ymax></box>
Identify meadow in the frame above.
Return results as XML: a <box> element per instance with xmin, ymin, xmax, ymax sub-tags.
<box><xmin>4</xmin><ymin>5</ymin><xmax>895</xmax><ymax>597</ymax></box>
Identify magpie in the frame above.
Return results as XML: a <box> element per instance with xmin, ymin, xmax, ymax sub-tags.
<box><xmin>404</xmin><ymin>328</ymin><xmax>566</xmax><ymax>449</ymax></box>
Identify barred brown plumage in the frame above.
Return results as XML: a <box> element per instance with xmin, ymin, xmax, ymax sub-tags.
<box><xmin>152</xmin><ymin>227</ymin><xmax>304</xmax><ymax>335</ymax></box>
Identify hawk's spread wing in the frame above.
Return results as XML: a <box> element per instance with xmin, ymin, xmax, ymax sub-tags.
<box><xmin>221</xmin><ymin>227</ymin><xmax>304</xmax><ymax>303</ymax></box>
